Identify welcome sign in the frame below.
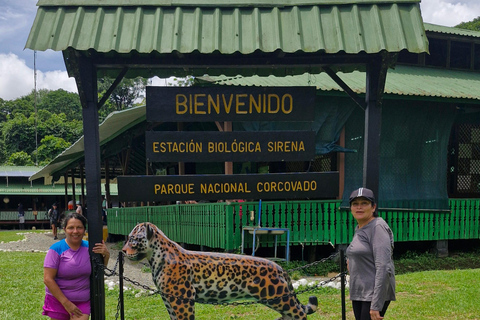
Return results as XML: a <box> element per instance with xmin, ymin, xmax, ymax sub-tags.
<box><xmin>146</xmin><ymin>86</ymin><xmax>316</xmax><ymax>122</ymax></box>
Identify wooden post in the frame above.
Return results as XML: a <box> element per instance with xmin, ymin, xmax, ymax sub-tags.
<box><xmin>363</xmin><ymin>55</ymin><xmax>388</xmax><ymax>197</ymax></box>
<box><xmin>105</xmin><ymin>159</ymin><xmax>110</xmax><ymax>208</ymax></box>
<box><xmin>337</xmin><ymin>127</ymin><xmax>346</xmax><ymax>199</ymax></box>
<box><xmin>71</xmin><ymin>169</ymin><xmax>76</xmax><ymax>204</ymax></box>
<box><xmin>64</xmin><ymin>172</ymin><xmax>68</xmax><ymax>211</ymax></box>
<box><xmin>80</xmin><ymin>164</ymin><xmax>85</xmax><ymax>206</ymax></box>
<box><xmin>177</xmin><ymin>122</ymin><xmax>185</xmax><ymax>176</ymax></box>
<box><xmin>73</xmin><ymin>53</ymin><xmax>105</xmax><ymax>320</ymax></box>
<box><xmin>224</xmin><ymin>121</ymin><xmax>233</xmax><ymax>175</ymax></box>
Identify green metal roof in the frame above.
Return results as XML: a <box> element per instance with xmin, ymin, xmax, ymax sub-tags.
<box><xmin>26</xmin><ymin>0</ymin><xmax>428</xmax><ymax>77</ymax></box>
<box><xmin>424</xmin><ymin>23</ymin><xmax>480</xmax><ymax>39</ymax></box>
<box><xmin>29</xmin><ymin>106</ymin><xmax>146</xmax><ymax>181</ymax></box>
<box><xmin>36</xmin><ymin>0</ymin><xmax>420</xmax><ymax>6</ymax></box>
<box><xmin>198</xmin><ymin>65</ymin><xmax>480</xmax><ymax>102</ymax></box>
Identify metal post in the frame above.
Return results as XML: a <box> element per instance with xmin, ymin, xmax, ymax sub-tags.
<box><xmin>241</xmin><ymin>228</ymin><xmax>245</xmax><ymax>254</ymax></box>
<box><xmin>257</xmin><ymin>199</ymin><xmax>262</xmax><ymax>226</ymax></box>
<box><xmin>119</xmin><ymin>252</ymin><xmax>125</xmax><ymax>320</ymax></box>
<box><xmin>252</xmin><ymin>230</ymin><xmax>257</xmax><ymax>257</ymax></box>
<box><xmin>340</xmin><ymin>248</ymin><xmax>346</xmax><ymax>320</ymax></box>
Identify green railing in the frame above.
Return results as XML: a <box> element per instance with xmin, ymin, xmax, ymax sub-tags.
<box><xmin>0</xmin><ymin>210</ymin><xmax>49</xmax><ymax>221</ymax></box>
<box><xmin>106</xmin><ymin>199</ymin><xmax>480</xmax><ymax>251</ymax></box>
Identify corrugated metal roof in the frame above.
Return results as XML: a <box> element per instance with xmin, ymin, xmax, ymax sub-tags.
<box><xmin>0</xmin><ymin>183</ymin><xmax>117</xmax><ymax>195</ymax></box>
<box><xmin>37</xmin><ymin>0</ymin><xmax>420</xmax><ymax>6</ymax></box>
<box><xmin>199</xmin><ymin>65</ymin><xmax>480</xmax><ymax>102</ymax></box>
<box><xmin>30</xmin><ymin>106</ymin><xmax>146</xmax><ymax>181</ymax></box>
<box><xmin>26</xmin><ymin>1</ymin><xmax>428</xmax><ymax>56</ymax></box>
<box><xmin>424</xmin><ymin>23</ymin><xmax>480</xmax><ymax>39</ymax></box>
<box><xmin>0</xmin><ymin>166</ymin><xmax>40</xmax><ymax>177</ymax></box>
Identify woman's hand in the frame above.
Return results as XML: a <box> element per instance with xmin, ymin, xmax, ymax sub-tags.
<box><xmin>370</xmin><ymin>310</ymin><xmax>383</xmax><ymax>320</ymax></box>
<box><xmin>92</xmin><ymin>240</ymin><xmax>110</xmax><ymax>264</ymax></box>
<box><xmin>62</xmin><ymin>300</ymin><xmax>83</xmax><ymax>318</ymax></box>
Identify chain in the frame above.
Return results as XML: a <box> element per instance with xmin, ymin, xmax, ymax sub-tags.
<box><xmin>102</xmin><ymin>251</ymin><xmax>345</xmax><ymax>309</ymax></box>
<box><xmin>114</xmin><ymin>291</ymin><xmax>122</xmax><ymax>320</ymax></box>
<box><xmin>287</xmin><ymin>251</ymin><xmax>340</xmax><ymax>273</ymax></box>
<box><xmin>104</xmin><ymin>254</ymin><xmax>119</xmax><ymax>277</ymax></box>
<box><xmin>293</xmin><ymin>272</ymin><xmax>347</xmax><ymax>296</ymax></box>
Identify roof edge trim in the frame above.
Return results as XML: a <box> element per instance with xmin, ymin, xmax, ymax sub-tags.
<box><xmin>424</xmin><ymin>23</ymin><xmax>480</xmax><ymax>39</ymax></box>
<box><xmin>37</xmin><ymin>0</ymin><xmax>421</xmax><ymax>7</ymax></box>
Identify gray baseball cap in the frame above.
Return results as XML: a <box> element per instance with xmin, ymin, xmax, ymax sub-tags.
<box><xmin>349</xmin><ymin>187</ymin><xmax>375</xmax><ymax>204</ymax></box>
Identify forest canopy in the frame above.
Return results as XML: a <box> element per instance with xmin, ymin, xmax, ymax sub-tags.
<box><xmin>0</xmin><ymin>77</ymin><xmax>147</xmax><ymax>166</ymax></box>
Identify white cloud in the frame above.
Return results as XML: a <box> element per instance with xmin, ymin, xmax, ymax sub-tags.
<box><xmin>0</xmin><ymin>53</ymin><xmax>77</xmax><ymax>101</ymax></box>
<box><xmin>420</xmin><ymin>0</ymin><xmax>480</xmax><ymax>26</ymax></box>
<box><xmin>150</xmin><ymin>76</ymin><xmax>177</xmax><ymax>86</ymax></box>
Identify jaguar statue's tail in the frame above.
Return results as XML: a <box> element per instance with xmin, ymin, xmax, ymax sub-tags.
<box><xmin>304</xmin><ymin>296</ymin><xmax>318</xmax><ymax>314</ymax></box>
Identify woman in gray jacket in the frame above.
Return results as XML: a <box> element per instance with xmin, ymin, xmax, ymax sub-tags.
<box><xmin>346</xmin><ymin>188</ymin><xmax>396</xmax><ymax>320</ymax></box>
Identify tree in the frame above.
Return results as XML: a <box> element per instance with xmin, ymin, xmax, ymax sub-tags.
<box><xmin>0</xmin><ymin>82</ymin><xmax>141</xmax><ymax>165</ymax></box>
<box><xmin>1</xmin><ymin>110</ymin><xmax>82</xmax><ymax>164</ymax></box>
<box><xmin>0</xmin><ymin>95</ymin><xmax>34</xmax><ymax>119</ymax></box>
<box><xmin>39</xmin><ymin>111</ymin><xmax>83</xmax><ymax>143</ymax></box>
<box><xmin>37</xmin><ymin>89</ymin><xmax>82</xmax><ymax>121</ymax></box>
<box><xmin>98</xmin><ymin>77</ymin><xmax>148</xmax><ymax>120</ymax></box>
<box><xmin>169</xmin><ymin>76</ymin><xmax>195</xmax><ymax>87</ymax></box>
<box><xmin>456</xmin><ymin>17</ymin><xmax>480</xmax><ymax>31</ymax></box>
<box><xmin>6</xmin><ymin>151</ymin><xmax>34</xmax><ymax>166</ymax></box>
<box><xmin>33</xmin><ymin>135</ymin><xmax>71</xmax><ymax>166</ymax></box>
<box><xmin>1</xmin><ymin>113</ymin><xmax>36</xmax><ymax>156</ymax></box>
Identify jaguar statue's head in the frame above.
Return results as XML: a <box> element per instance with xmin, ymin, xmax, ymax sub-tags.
<box><xmin>122</xmin><ymin>222</ymin><xmax>155</xmax><ymax>261</ymax></box>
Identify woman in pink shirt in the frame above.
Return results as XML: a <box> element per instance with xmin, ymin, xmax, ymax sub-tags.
<box><xmin>42</xmin><ymin>212</ymin><xmax>109</xmax><ymax>320</ymax></box>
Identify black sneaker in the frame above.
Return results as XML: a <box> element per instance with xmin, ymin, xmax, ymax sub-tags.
<box><xmin>54</xmin><ymin>236</ymin><xmax>58</xmax><ymax>240</ymax></box>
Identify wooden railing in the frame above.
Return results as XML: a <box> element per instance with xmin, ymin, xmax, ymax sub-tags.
<box><xmin>106</xmin><ymin>199</ymin><xmax>480</xmax><ymax>251</ymax></box>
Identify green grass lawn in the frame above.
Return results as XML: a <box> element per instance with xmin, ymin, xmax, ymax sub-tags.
<box><xmin>1</xmin><ymin>231</ymin><xmax>479</xmax><ymax>319</ymax></box>
<box><xmin>0</xmin><ymin>229</ymin><xmax>50</xmax><ymax>243</ymax></box>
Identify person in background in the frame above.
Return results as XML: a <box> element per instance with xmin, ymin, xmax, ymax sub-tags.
<box><xmin>18</xmin><ymin>203</ymin><xmax>25</xmax><ymax>230</ymax></box>
<box><xmin>42</xmin><ymin>212</ymin><xmax>109</xmax><ymax>320</ymax></box>
<box><xmin>49</xmin><ymin>203</ymin><xmax>60</xmax><ymax>240</ymax></box>
<box><xmin>75</xmin><ymin>201</ymin><xmax>83</xmax><ymax>215</ymax></box>
<box><xmin>346</xmin><ymin>188</ymin><xmax>396</xmax><ymax>320</ymax></box>
<box><xmin>102</xmin><ymin>208</ymin><xmax>107</xmax><ymax>225</ymax></box>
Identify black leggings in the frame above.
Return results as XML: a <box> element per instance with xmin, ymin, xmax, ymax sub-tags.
<box><xmin>352</xmin><ymin>300</ymin><xmax>390</xmax><ymax>320</ymax></box>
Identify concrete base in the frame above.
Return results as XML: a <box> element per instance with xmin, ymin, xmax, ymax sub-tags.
<box><xmin>434</xmin><ymin>240</ymin><xmax>449</xmax><ymax>258</ymax></box>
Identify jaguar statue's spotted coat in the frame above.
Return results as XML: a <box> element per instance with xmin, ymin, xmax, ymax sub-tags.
<box><xmin>122</xmin><ymin>222</ymin><xmax>318</xmax><ymax>320</ymax></box>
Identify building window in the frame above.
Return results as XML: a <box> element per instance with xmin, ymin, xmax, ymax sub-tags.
<box><xmin>425</xmin><ymin>38</ymin><xmax>448</xmax><ymax>67</ymax></box>
<box><xmin>450</xmin><ymin>41</ymin><xmax>472</xmax><ymax>69</ymax></box>
<box><xmin>475</xmin><ymin>44</ymin><xmax>480</xmax><ymax>71</ymax></box>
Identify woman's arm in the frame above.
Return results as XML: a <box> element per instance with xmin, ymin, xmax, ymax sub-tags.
<box><xmin>371</xmin><ymin>224</ymin><xmax>394</xmax><ymax>312</ymax></box>
<box><xmin>44</xmin><ymin>267</ymin><xmax>84</xmax><ymax>318</ymax></box>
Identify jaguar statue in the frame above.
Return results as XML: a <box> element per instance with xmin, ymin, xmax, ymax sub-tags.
<box><xmin>122</xmin><ymin>222</ymin><xmax>318</xmax><ymax>320</ymax></box>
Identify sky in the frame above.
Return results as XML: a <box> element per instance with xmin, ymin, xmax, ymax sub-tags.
<box><xmin>1</xmin><ymin>0</ymin><xmax>480</xmax><ymax>101</ymax></box>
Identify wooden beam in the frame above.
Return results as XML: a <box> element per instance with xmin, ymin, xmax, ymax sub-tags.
<box><xmin>97</xmin><ymin>67</ymin><xmax>129</xmax><ymax>109</ymax></box>
<box><xmin>323</xmin><ymin>66</ymin><xmax>366</xmax><ymax>110</ymax></box>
